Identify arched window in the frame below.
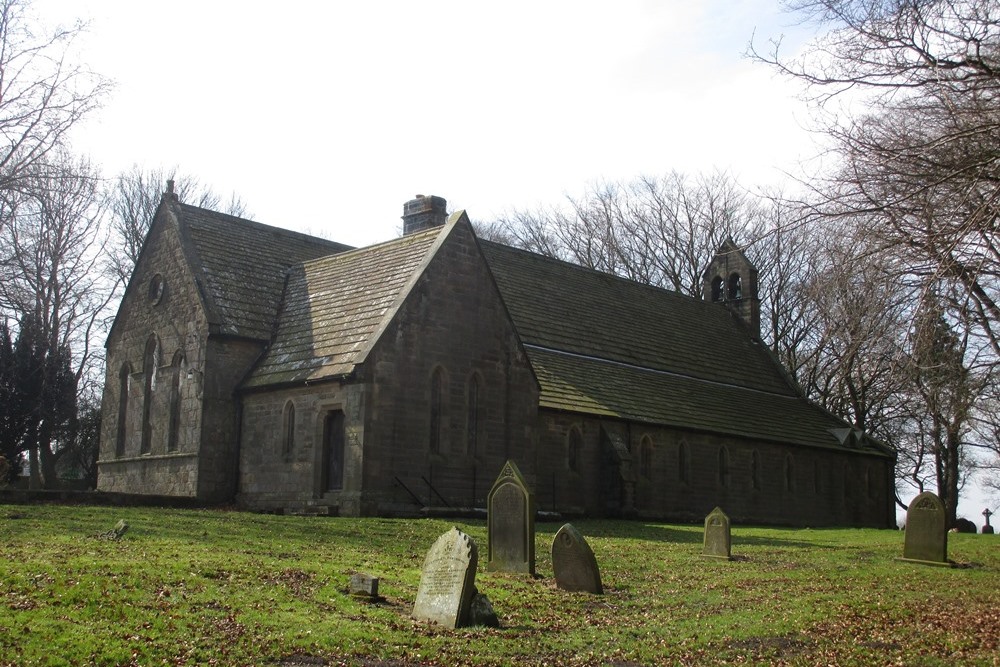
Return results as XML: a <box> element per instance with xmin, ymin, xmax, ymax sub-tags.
<box><xmin>785</xmin><ymin>454</ymin><xmax>795</xmax><ymax>492</ymax></box>
<box><xmin>167</xmin><ymin>351</ymin><xmax>183</xmax><ymax>452</ymax></box>
<box><xmin>751</xmin><ymin>450</ymin><xmax>761</xmax><ymax>490</ymax></box>
<box><xmin>718</xmin><ymin>446</ymin><xmax>730</xmax><ymax>487</ymax></box>
<box><xmin>640</xmin><ymin>435</ymin><xmax>653</xmax><ymax>480</ymax></box>
<box><xmin>727</xmin><ymin>272</ymin><xmax>742</xmax><ymax>300</ymax></box>
<box><xmin>282</xmin><ymin>400</ymin><xmax>296</xmax><ymax>459</ymax></box>
<box><xmin>711</xmin><ymin>276</ymin><xmax>724</xmax><ymax>302</ymax></box>
<box><xmin>567</xmin><ymin>426</ymin><xmax>582</xmax><ymax>472</ymax></box>
<box><xmin>115</xmin><ymin>363</ymin><xmax>131</xmax><ymax>457</ymax></box>
<box><xmin>678</xmin><ymin>440</ymin><xmax>690</xmax><ymax>484</ymax></box>
<box><xmin>429</xmin><ymin>367</ymin><xmax>445</xmax><ymax>454</ymax></box>
<box><xmin>865</xmin><ymin>466</ymin><xmax>873</xmax><ymax>499</ymax></box>
<box><xmin>466</xmin><ymin>373</ymin><xmax>481</xmax><ymax>456</ymax></box>
<box><xmin>814</xmin><ymin>461</ymin><xmax>823</xmax><ymax>494</ymax></box>
<box><xmin>140</xmin><ymin>334</ymin><xmax>158</xmax><ymax>455</ymax></box>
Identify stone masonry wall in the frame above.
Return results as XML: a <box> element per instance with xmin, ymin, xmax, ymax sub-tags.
<box><xmin>535</xmin><ymin>412</ymin><xmax>894</xmax><ymax>528</ymax></box>
<box><xmin>98</xmin><ymin>206</ymin><xmax>209</xmax><ymax>497</ymax></box>
<box><xmin>360</xmin><ymin>222</ymin><xmax>540</xmax><ymax>515</ymax></box>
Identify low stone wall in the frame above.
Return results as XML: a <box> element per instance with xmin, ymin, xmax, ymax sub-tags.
<box><xmin>0</xmin><ymin>488</ymin><xmax>215</xmax><ymax>508</ymax></box>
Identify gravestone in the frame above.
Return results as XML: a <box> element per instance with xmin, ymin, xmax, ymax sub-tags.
<box><xmin>899</xmin><ymin>492</ymin><xmax>950</xmax><ymax>566</ymax></box>
<box><xmin>349</xmin><ymin>573</ymin><xmax>379</xmax><ymax>599</ymax></box>
<box><xmin>702</xmin><ymin>507</ymin><xmax>733</xmax><ymax>560</ymax></box>
<box><xmin>487</xmin><ymin>460</ymin><xmax>535</xmax><ymax>575</ymax></box>
<box><xmin>412</xmin><ymin>527</ymin><xmax>478</xmax><ymax>628</ymax></box>
<box><xmin>552</xmin><ymin>523</ymin><xmax>603</xmax><ymax>594</ymax></box>
<box><xmin>983</xmin><ymin>508</ymin><xmax>995</xmax><ymax>535</ymax></box>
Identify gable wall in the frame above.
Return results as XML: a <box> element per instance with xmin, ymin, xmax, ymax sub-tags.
<box><xmin>98</xmin><ymin>209</ymin><xmax>211</xmax><ymax>497</ymax></box>
<box><xmin>536</xmin><ymin>410</ymin><xmax>894</xmax><ymax>528</ymax></box>
<box><xmin>358</xmin><ymin>222</ymin><xmax>539</xmax><ymax>515</ymax></box>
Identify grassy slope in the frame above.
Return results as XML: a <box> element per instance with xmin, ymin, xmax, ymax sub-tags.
<box><xmin>0</xmin><ymin>505</ymin><xmax>998</xmax><ymax>666</ymax></box>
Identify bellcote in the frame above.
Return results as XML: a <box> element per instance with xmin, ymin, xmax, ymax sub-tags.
<box><xmin>702</xmin><ymin>238</ymin><xmax>760</xmax><ymax>336</ymax></box>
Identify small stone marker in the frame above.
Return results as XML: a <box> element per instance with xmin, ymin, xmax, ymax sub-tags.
<box><xmin>487</xmin><ymin>459</ymin><xmax>535</xmax><ymax>575</ymax></box>
<box><xmin>412</xmin><ymin>527</ymin><xmax>478</xmax><ymax>629</ymax></box>
<box><xmin>98</xmin><ymin>520</ymin><xmax>129</xmax><ymax>541</ymax></box>
<box><xmin>349</xmin><ymin>573</ymin><xmax>379</xmax><ymax>599</ymax></box>
<box><xmin>552</xmin><ymin>523</ymin><xmax>603</xmax><ymax>594</ymax></box>
<box><xmin>983</xmin><ymin>508</ymin><xmax>995</xmax><ymax>535</ymax></box>
<box><xmin>899</xmin><ymin>492</ymin><xmax>951</xmax><ymax>566</ymax></box>
<box><xmin>702</xmin><ymin>507</ymin><xmax>733</xmax><ymax>561</ymax></box>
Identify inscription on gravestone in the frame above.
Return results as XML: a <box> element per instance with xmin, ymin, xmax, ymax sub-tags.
<box><xmin>552</xmin><ymin>523</ymin><xmax>603</xmax><ymax>594</ymax></box>
<box><xmin>702</xmin><ymin>506</ymin><xmax>733</xmax><ymax>561</ymax></box>
<box><xmin>487</xmin><ymin>459</ymin><xmax>535</xmax><ymax>574</ymax></box>
<box><xmin>899</xmin><ymin>491</ymin><xmax>951</xmax><ymax>567</ymax></box>
<box><xmin>412</xmin><ymin>527</ymin><xmax>478</xmax><ymax>628</ymax></box>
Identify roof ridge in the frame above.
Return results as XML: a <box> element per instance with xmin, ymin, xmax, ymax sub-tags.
<box><xmin>179</xmin><ymin>202</ymin><xmax>353</xmax><ymax>251</ymax></box>
<box><xmin>479</xmin><ymin>239</ymin><xmax>707</xmax><ymax>308</ymax></box>
<box><xmin>297</xmin><ymin>225</ymin><xmax>442</xmax><ymax>270</ymax></box>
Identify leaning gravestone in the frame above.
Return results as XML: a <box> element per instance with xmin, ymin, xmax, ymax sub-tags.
<box><xmin>702</xmin><ymin>507</ymin><xmax>733</xmax><ymax>561</ymax></box>
<box><xmin>487</xmin><ymin>460</ymin><xmax>535</xmax><ymax>575</ymax></box>
<box><xmin>412</xmin><ymin>527</ymin><xmax>478</xmax><ymax>628</ymax></box>
<box><xmin>552</xmin><ymin>523</ymin><xmax>603</xmax><ymax>594</ymax></box>
<box><xmin>899</xmin><ymin>491</ymin><xmax>951</xmax><ymax>566</ymax></box>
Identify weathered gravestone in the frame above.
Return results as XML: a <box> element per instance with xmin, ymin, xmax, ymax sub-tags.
<box><xmin>983</xmin><ymin>508</ymin><xmax>995</xmax><ymax>535</ymax></box>
<box><xmin>552</xmin><ymin>523</ymin><xmax>603</xmax><ymax>594</ymax></box>
<box><xmin>412</xmin><ymin>527</ymin><xmax>478</xmax><ymax>628</ymax></box>
<box><xmin>899</xmin><ymin>492</ymin><xmax>951</xmax><ymax>566</ymax></box>
<box><xmin>349</xmin><ymin>573</ymin><xmax>379</xmax><ymax>600</ymax></box>
<box><xmin>487</xmin><ymin>460</ymin><xmax>535</xmax><ymax>575</ymax></box>
<box><xmin>702</xmin><ymin>507</ymin><xmax>733</xmax><ymax>561</ymax></box>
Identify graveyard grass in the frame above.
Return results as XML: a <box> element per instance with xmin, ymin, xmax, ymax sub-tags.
<box><xmin>2</xmin><ymin>506</ymin><xmax>999</xmax><ymax>666</ymax></box>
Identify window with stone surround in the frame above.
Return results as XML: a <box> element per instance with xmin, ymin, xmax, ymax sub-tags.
<box><xmin>785</xmin><ymin>454</ymin><xmax>795</xmax><ymax>492</ymax></box>
<box><xmin>465</xmin><ymin>373</ymin><xmax>482</xmax><ymax>457</ymax></box>
<box><xmin>567</xmin><ymin>426</ymin><xmax>582</xmax><ymax>473</ymax></box>
<box><xmin>282</xmin><ymin>400</ymin><xmax>295</xmax><ymax>459</ymax></box>
<box><xmin>140</xmin><ymin>334</ymin><xmax>158</xmax><ymax>455</ymax></box>
<box><xmin>640</xmin><ymin>435</ymin><xmax>653</xmax><ymax>480</ymax></box>
<box><xmin>115</xmin><ymin>363</ymin><xmax>130</xmax><ymax>457</ymax></box>
<box><xmin>678</xmin><ymin>440</ymin><xmax>690</xmax><ymax>484</ymax></box>
<box><xmin>751</xmin><ymin>450</ymin><xmax>761</xmax><ymax>490</ymax></box>
<box><xmin>429</xmin><ymin>367</ymin><xmax>446</xmax><ymax>454</ymax></box>
<box><xmin>167</xmin><ymin>351</ymin><xmax>183</xmax><ymax>452</ymax></box>
<box><xmin>718</xmin><ymin>446</ymin><xmax>730</xmax><ymax>488</ymax></box>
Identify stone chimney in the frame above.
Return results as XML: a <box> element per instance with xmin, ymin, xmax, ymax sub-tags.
<box><xmin>402</xmin><ymin>195</ymin><xmax>448</xmax><ymax>235</ymax></box>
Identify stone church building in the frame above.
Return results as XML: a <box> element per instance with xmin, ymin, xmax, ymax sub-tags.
<box><xmin>98</xmin><ymin>188</ymin><xmax>896</xmax><ymax>527</ymax></box>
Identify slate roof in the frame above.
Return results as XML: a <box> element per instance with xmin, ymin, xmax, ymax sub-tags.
<box><xmin>178</xmin><ymin>204</ymin><xmax>352</xmax><ymax>340</ymax></box>
<box><xmin>480</xmin><ymin>241</ymin><xmax>889</xmax><ymax>455</ymax></box>
<box><xmin>243</xmin><ymin>225</ymin><xmax>443</xmax><ymax>387</ymax></box>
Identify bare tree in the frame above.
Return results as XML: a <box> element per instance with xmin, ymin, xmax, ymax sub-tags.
<box><xmin>0</xmin><ymin>151</ymin><xmax>114</xmax><ymax>487</ymax></box>
<box><xmin>106</xmin><ymin>165</ymin><xmax>249</xmax><ymax>285</ymax></box>
<box><xmin>753</xmin><ymin>0</ymin><xmax>1000</xmax><ymax>515</ymax></box>
<box><xmin>0</xmin><ymin>0</ymin><xmax>110</xmax><ymax>194</ymax></box>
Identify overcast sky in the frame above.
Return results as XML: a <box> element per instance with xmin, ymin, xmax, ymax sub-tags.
<box><xmin>35</xmin><ymin>0</ymin><xmax>826</xmax><ymax>245</ymax></box>
<box><xmin>32</xmin><ymin>0</ymin><xmax>995</xmax><ymax>522</ymax></box>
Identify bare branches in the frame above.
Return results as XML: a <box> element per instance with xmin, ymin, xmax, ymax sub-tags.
<box><xmin>0</xmin><ymin>0</ymin><xmax>110</xmax><ymax>193</ymax></box>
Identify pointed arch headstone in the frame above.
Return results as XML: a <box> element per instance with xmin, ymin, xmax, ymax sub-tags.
<box><xmin>487</xmin><ymin>459</ymin><xmax>535</xmax><ymax>574</ymax></box>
